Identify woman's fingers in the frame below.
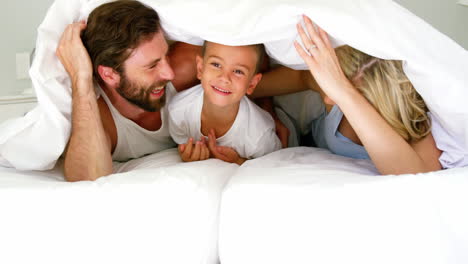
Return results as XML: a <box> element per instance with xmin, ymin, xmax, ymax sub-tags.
<box><xmin>302</xmin><ymin>15</ymin><xmax>325</xmax><ymax>50</ymax></box>
<box><xmin>296</xmin><ymin>23</ymin><xmax>319</xmax><ymax>58</ymax></box>
<box><xmin>294</xmin><ymin>41</ymin><xmax>317</xmax><ymax>70</ymax></box>
<box><xmin>316</xmin><ymin>24</ymin><xmax>332</xmax><ymax>49</ymax></box>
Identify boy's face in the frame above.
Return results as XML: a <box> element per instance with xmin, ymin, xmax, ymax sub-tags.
<box><xmin>196</xmin><ymin>42</ymin><xmax>262</xmax><ymax>107</ymax></box>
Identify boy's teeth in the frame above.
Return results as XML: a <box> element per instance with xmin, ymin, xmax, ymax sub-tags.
<box><xmin>214</xmin><ymin>86</ymin><xmax>230</xmax><ymax>93</ymax></box>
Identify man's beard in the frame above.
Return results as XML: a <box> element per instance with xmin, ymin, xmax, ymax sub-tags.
<box><xmin>116</xmin><ymin>74</ymin><xmax>167</xmax><ymax>112</ymax></box>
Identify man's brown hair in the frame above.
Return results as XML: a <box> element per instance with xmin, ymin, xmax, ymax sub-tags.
<box><xmin>81</xmin><ymin>0</ymin><xmax>161</xmax><ymax>84</ymax></box>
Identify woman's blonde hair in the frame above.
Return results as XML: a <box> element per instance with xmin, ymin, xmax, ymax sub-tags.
<box><xmin>335</xmin><ymin>45</ymin><xmax>430</xmax><ymax>142</ymax></box>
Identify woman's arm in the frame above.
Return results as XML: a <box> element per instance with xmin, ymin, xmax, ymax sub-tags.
<box><xmin>295</xmin><ymin>15</ymin><xmax>441</xmax><ymax>174</ymax></box>
<box><xmin>334</xmin><ymin>85</ymin><xmax>441</xmax><ymax>174</ymax></box>
<box><xmin>251</xmin><ymin>66</ymin><xmax>310</xmax><ymax>98</ymax></box>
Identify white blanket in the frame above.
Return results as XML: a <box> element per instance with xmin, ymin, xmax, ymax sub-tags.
<box><xmin>0</xmin><ymin>148</ymin><xmax>236</xmax><ymax>264</ymax></box>
<box><xmin>2</xmin><ymin>147</ymin><xmax>467</xmax><ymax>264</ymax></box>
<box><xmin>219</xmin><ymin>147</ymin><xmax>468</xmax><ymax>264</ymax></box>
<box><xmin>0</xmin><ymin>0</ymin><xmax>467</xmax><ymax>170</ymax></box>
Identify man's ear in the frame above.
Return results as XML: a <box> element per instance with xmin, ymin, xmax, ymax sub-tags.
<box><xmin>97</xmin><ymin>65</ymin><xmax>121</xmax><ymax>87</ymax></box>
<box><xmin>195</xmin><ymin>55</ymin><xmax>204</xmax><ymax>80</ymax></box>
<box><xmin>246</xmin><ymin>73</ymin><xmax>262</xmax><ymax>95</ymax></box>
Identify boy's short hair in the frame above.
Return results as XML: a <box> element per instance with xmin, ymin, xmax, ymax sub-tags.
<box><xmin>201</xmin><ymin>41</ymin><xmax>265</xmax><ymax>74</ymax></box>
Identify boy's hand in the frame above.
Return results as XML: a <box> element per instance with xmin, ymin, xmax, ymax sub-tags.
<box><xmin>207</xmin><ymin>129</ymin><xmax>247</xmax><ymax>165</ymax></box>
<box><xmin>178</xmin><ymin>137</ymin><xmax>210</xmax><ymax>162</ymax></box>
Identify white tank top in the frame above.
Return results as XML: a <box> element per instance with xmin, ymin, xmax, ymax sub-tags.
<box><xmin>98</xmin><ymin>83</ymin><xmax>177</xmax><ymax>162</ymax></box>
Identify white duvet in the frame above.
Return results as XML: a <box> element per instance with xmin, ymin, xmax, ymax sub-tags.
<box><xmin>0</xmin><ymin>149</ymin><xmax>236</xmax><ymax>264</ymax></box>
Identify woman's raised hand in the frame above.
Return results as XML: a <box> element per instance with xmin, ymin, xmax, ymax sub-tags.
<box><xmin>294</xmin><ymin>15</ymin><xmax>354</xmax><ymax>104</ymax></box>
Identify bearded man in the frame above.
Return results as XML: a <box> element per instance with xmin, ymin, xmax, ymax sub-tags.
<box><xmin>56</xmin><ymin>0</ymin><xmax>197</xmax><ymax>181</ymax></box>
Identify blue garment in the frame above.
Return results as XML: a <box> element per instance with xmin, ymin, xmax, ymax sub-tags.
<box><xmin>311</xmin><ymin>105</ymin><xmax>370</xmax><ymax>159</ymax></box>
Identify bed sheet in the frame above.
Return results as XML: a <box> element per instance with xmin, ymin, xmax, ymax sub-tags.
<box><xmin>218</xmin><ymin>147</ymin><xmax>468</xmax><ymax>264</ymax></box>
<box><xmin>0</xmin><ymin>148</ymin><xmax>235</xmax><ymax>264</ymax></box>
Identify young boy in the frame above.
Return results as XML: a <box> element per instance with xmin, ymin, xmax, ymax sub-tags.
<box><xmin>168</xmin><ymin>41</ymin><xmax>281</xmax><ymax>165</ymax></box>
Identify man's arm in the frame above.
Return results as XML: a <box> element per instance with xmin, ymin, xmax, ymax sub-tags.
<box><xmin>168</xmin><ymin>42</ymin><xmax>202</xmax><ymax>92</ymax></box>
<box><xmin>57</xmin><ymin>22</ymin><xmax>113</xmax><ymax>181</ymax></box>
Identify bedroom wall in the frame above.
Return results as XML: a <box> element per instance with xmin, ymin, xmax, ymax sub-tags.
<box><xmin>0</xmin><ymin>0</ymin><xmax>466</xmax><ymax>98</ymax></box>
<box><xmin>396</xmin><ymin>0</ymin><xmax>468</xmax><ymax>49</ymax></box>
<box><xmin>0</xmin><ymin>0</ymin><xmax>54</xmax><ymax>98</ymax></box>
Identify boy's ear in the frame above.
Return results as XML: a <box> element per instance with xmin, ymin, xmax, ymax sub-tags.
<box><xmin>246</xmin><ymin>73</ymin><xmax>262</xmax><ymax>95</ymax></box>
<box><xmin>195</xmin><ymin>55</ymin><xmax>204</xmax><ymax>80</ymax></box>
<box><xmin>97</xmin><ymin>65</ymin><xmax>121</xmax><ymax>87</ymax></box>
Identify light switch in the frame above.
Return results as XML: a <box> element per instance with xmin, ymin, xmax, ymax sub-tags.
<box><xmin>16</xmin><ymin>52</ymin><xmax>30</xmax><ymax>80</ymax></box>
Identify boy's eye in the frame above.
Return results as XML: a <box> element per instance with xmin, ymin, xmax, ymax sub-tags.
<box><xmin>234</xmin><ymin>69</ymin><xmax>244</xmax><ymax>75</ymax></box>
<box><xmin>210</xmin><ymin>62</ymin><xmax>220</xmax><ymax>68</ymax></box>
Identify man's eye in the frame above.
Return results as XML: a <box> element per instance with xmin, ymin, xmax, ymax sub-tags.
<box><xmin>234</xmin><ymin>69</ymin><xmax>244</xmax><ymax>75</ymax></box>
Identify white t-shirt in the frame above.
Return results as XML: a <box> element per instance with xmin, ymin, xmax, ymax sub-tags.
<box><xmin>168</xmin><ymin>84</ymin><xmax>281</xmax><ymax>159</ymax></box>
<box><xmin>98</xmin><ymin>82</ymin><xmax>177</xmax><ymax>162</ymax></box>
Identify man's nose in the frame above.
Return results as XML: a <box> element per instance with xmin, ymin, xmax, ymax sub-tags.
<box><xmin>159</xmin><ymin>59</ymin><xmax>175</xmax><ymax>81</ymax></box>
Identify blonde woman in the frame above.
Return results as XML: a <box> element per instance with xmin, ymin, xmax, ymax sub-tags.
<box><xmin>254</xmin><ymin>15</ymin><xmax>442</xmax><ymax>175</ymax></box>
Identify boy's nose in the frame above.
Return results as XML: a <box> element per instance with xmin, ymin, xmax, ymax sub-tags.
<box><xmin>217</xmin><ymin>70</ymin><xmax>231</xmax><ymax>84</ymax></box>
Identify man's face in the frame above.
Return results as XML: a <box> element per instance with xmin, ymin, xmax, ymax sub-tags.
<box><xmin>197</xmin><ymin>42</ymin><xmax>260</xmax><ymax>108</ymax></box>
<box><xmin>117</xmin><ymin>31</ymin><xmax>174</xmax><ymax>112</ymax></box>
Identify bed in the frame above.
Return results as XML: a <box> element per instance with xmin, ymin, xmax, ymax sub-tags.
<box><xmin>0</xmin><ymin>0</ymin><xmax>467</xmax><ymax>263</ymax></box>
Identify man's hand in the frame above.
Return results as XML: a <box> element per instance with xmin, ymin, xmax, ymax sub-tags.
<box><xmin>178</xmin><ymin>137</ymin><xmax>210</xmax><ymax>162</ymax></box>
<box><xmin>56</xmin><ymin>21</ymin><xmax>93</xmax><ymax>85</ymax></box>
<box><xmin>207</xmin><ymin>129</ymin><xmax>246</xmax><ymax>165</ymax></box>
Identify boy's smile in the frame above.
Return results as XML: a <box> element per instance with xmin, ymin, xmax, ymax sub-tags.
<box><xmin>211</xmin><ymin>85</ymin><xmax>232</xmax><ymax>95</ymax></box>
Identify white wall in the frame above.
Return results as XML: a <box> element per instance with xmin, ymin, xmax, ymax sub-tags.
<box><xmin>0</xmin><ymin>0</ymin><xmax>466</xmax><ymax>98</ymax></box>
<box><xmin>0</xmin><ymin>0</ymin><xmax>55</xmax><ymax>97</ymax></box>
<box><xmin>395</xmin><ymin>0</ymin><xmax>468</xmax><ymax>49</ymax></box>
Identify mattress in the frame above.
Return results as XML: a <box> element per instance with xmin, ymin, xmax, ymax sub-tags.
<box><xmin>2</xmin><ymin>147</ymin><xmax>466</xmax><ymax>264</ymax></box>
<box><xmin>0</xmin><ymin>148</ymin><xmax>236</xmax><ymax>264</ymax></box>
<box><xmin>218</xmin><ymin>147</ymin><xmax>468</xmax><ymax>264</ymax></box>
